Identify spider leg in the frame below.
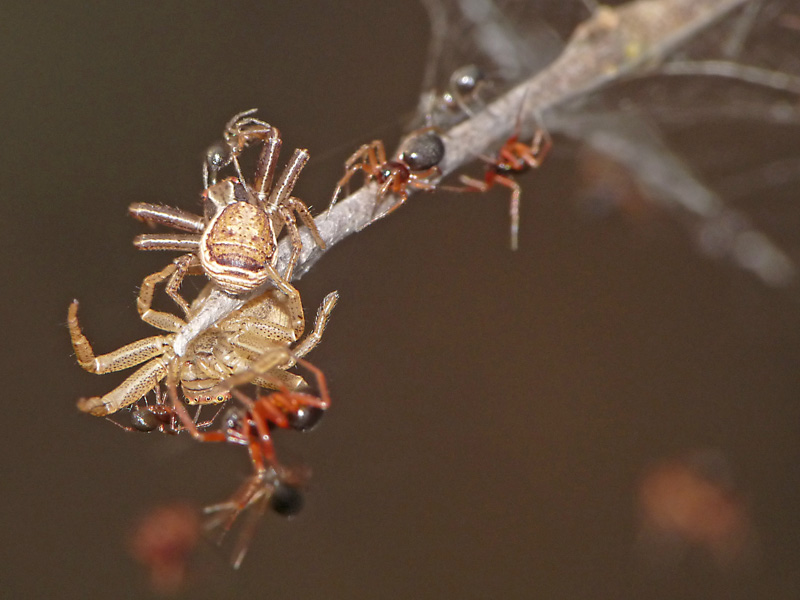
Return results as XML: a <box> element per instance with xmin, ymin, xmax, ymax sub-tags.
<box><xmin>162</xmin><ymin>254</ymin><xmax>199</xmax><ymax>317</ymax></box>
<box><xmin>286</xmin><ymin>196</ymin><xmax>326</xmax><ymax>250</ymax></box>
<box><xmin>405</xmin><ymin>166</ymin><xmax>441</xmax><ymax>193</ymax></box>
<box><xmin>133</xmin><ymin>234</ymin><xmax>201</xmax><ymax>253</ymax></box>
<box><xmin>269</xmin><ymin>148</ymin><xmax>309</xmax><ymax>207</ymax></box>
<box><xmin>128</xmin><ymin>203</ymin><xmax>205</xmax><ymax>233</ymax></box>
<box><xmin>252</xmin><ymin>368</ymin><xmax>306</xmax><ymax>392</ymax></box>
<box><xmin>68</xmin><ymin>301</ymin><xmax>174</xmax><ymax>374</ymax></box>
<box><xmin>253</xmin><ymin>128</ymin><xmax>282</xmax><ymax>198</ymax></box>
<box><xmin>204</xmin><ymin>346</ymin><xmax>294</xmax><ymax>400</ymax></box>
<box><xmin>369</xmin><ymin>167</ymin><xmax>406</xmax><ymax>222</ymax></box>
<box><xmin>76</xmin><ymin>357</ymin><xmax>170</xmax><ymax>416</ymax></box>
<box><xmin>137</xmin><ymin>262</ymin><xmax>188</xmax><ymax>331</ymax></box>
<box><xmin>457</xmin><ymin>173</ymin><xmax>491</xmax><ymax>194</ymax></box>
<box><xmin>291</xmin><ymin>291</ymin><xmax>339</xmax><ymax>360</ymax></box>
<box><xmin>276</xmin><ymin>205</ymin><xmax>302</xmax><ymax>281</ymax></box>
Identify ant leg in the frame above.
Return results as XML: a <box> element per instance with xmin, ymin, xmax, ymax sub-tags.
<box><xmin>372</xmin><ymin>140</ymin><xmax>387</xmax><ymax>165</ymax></box>
<box><xmin>295</xmin><ymin>358</ymin><xmax>331</xmax><ymax>409</ymax></box>
<box><xmin>524</xmin><ymin>128</ymin><xmax>553</xmax><ymax>167</ymax></box>
<box><xmin>231</xmin><ymin>390</ymin><xmax>276</xmax><ymax>468</ymax></box>
<box><xmin>457</xmin><ymin>174</ymin><xmax>490</xmax><ymax>194</ymax></box>
<box><xmin>457</xmin><ymin>172</ymin><xmax>522</xmax><ymax>250</ymax></box>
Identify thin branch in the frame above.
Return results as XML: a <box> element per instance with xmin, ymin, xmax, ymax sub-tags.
<box><xmin>173</xmin><ymin>0</ymin><xmax>749</xmax><ymax>356</ymax></box>
<box><xmin>548</xmin><ymin>108</ymin><xmax>796</xmax><ymax>286</ymax></box>
<box><xmin>657</xmin><ymin>60</ymin><xmax>800</xmax><ymax>94</ymax></box>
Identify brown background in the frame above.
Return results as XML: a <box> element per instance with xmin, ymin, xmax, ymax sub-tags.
<box><xmin>3</xmin><ymin>1</ymin><xmax>800</xmax><ymax>598</ymax></box>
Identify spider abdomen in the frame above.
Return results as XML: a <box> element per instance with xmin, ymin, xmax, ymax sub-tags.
<box><xmin>200</xmin><ymin>201</ymin><xmax>274</xmax><ymax>295</ymax></box>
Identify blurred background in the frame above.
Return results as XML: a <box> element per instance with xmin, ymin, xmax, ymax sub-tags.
<box><xmin>3</xmin><ymin>1</ymin><xmax>800</xmax><ymax>598</ymax></box>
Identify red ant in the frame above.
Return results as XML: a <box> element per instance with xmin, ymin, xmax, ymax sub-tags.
<box><xmin>218</xmin><ymin>359</ymin><xmax>330</xmax><ymax>472</ymax></box>
<box><xmin>130</xmin><ymin>358</ymin><xmax>330</xmax><ymax>473</ymax></box>
<box><xmin>202</xmin><ymin>464</ymin><xmax>309</xmax><ymax>569</ymax></box>
<box><xmin>162</xmin><ymin>358</ymin><xmax>330</xmax><ymax>568</ymax></box>
<box><xmin>108</xmin><ymin>385</ymin><xmax>223</xmax><ymax>435</ymax></box>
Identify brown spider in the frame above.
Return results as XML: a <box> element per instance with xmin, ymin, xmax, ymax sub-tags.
<box><xmin>457</xmin><ymin>126</ymin><xmax>551</xmax><ymax>250</ymax></box>
<box><xmin>129</xmin><ymin>111</ymin><xmax>325</xmax><ymax>316</ymax></box>
<box><xmin>329</xmin><ymin>127</ymin><xmax>445</xmax><ymax>216</ymax></box>
<box><xmin>69</xmin><ymin>261</ymin><xmax>338</xmax><ymax>417</ymax></box>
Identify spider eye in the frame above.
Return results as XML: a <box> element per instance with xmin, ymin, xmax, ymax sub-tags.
<box><xmin>287</xmin><ymin>406</ymin><xmax>325</xmax><ymax>432</ymax></box>
<box><xmin>401</xmin><ymin>132</ymin><xmax>445</xmax><ymax>171</ymax></box>
<box><xmin>131</xmin><ymin>407</ymin><xmax>161</xmax><ymax>432</ymax></box>
<box><xmin>269</xmin><ymin>482</ymin><xmax>304</xmax><ymax>516</ymax></box>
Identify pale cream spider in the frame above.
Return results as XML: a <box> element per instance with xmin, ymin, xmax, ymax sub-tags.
<box><xmin>68</xmin><ymin>261</ymin><xmax>338</xmax><ymax>417</ymax></box>
<box><xmin>129</xmin><ymin>111</ymin><xmax>325</xmax><ymax>316</ymax></box>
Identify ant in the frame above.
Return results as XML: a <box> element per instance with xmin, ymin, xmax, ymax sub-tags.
<box><xmin>202</xmin><ymin>464</ymin><xmax>308</xmax><ymax>569</ymax></box>
<box><xmin>114</xmin><ymin>359</ymin><xmax>329</xmax><ymax>569</ymax></box>
<box><xmin>219</xmin><ymin>358</ymin><xmax>330</xmax><ymax>471</ymax></box>
<box><xmin>417</xmin><ymin>64</ymin><xmax>491</xmax><ymax>130</ymax></box>
<box><xmin>107</xmin><ymin>385</ymin><xmax>223</xmax><ymax>435</ymax></box>
<box><xmin>329</xmin><ymin>127</ymin><xmax>445</xmax><ymax>218</ymax></box>
<box><xmin>122</xmin><ymin>358</ymin><xmax>330</xmax><ymax>472</ymax></box>
<box><xmin>186</xmin><ymin>359</ymin><xmax>330</xmax><ymax>568</ymax></box>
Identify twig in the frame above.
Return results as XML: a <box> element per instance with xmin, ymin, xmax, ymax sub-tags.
<box><xmin>173</xmin><ymin>0</ymin><xmax>749</xmax><ymax>356</ymax></box>
<box><xmin>657</xmin><ymin>60</ymin><xmax>800</xmax><ymax>94</ymax></box>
